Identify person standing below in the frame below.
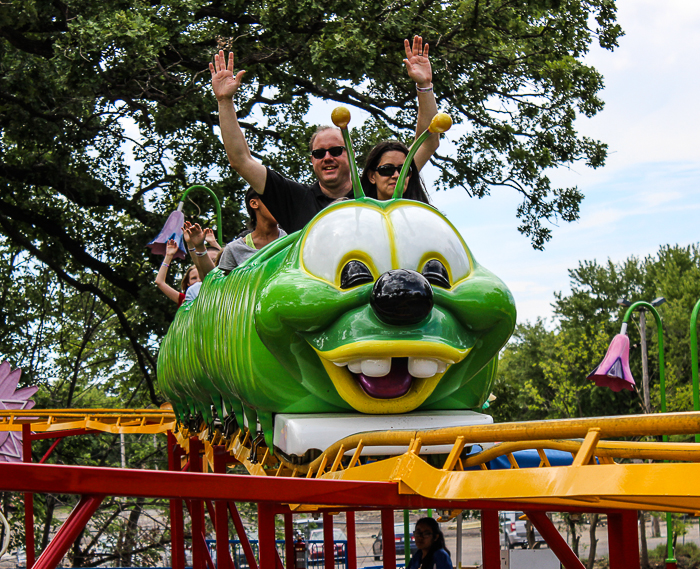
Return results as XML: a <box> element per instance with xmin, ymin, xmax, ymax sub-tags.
<box><xmin>408</xmin><ymin>517</ymin><xmax>453</xmax><ymax>569</ymax></box>
<box><xmin>209</xmin><ymin>35</ymin><xmax>439</xmax><ymax>234</ymax></box>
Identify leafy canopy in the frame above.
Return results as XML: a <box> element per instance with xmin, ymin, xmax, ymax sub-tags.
<box><xmin>1</xmin><ymin>0</ymin><xmax>621</xmax><ymax>407</ymax></box>
<box><xmin>492</xmin><ymin>245</ymin><xmax>700</xmax><ymax>423</ymax></box>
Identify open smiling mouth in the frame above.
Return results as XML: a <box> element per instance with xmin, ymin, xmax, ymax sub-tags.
<box><xmin>333</xmin><ymin>357</ymin><xmax>448</xmax><ymax>398</ymax></box>
<box><xmin>314</xmin><ymin>343</ymin><xmax>471</xmax><ymax>414</ymax></box>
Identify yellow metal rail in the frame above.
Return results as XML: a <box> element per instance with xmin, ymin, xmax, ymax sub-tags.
<box><xmin>8</xmin><ymin>407</ymin><xmax>700</xmax><ymax>514</ymax></box>
<box><xmin>173</xmin><ymin>411</ymin><xmax>700</xmax><ymax>514</ymax></box>
<box><xmin>0</xmin><ymin>409</ymin><xmax>177</xmax><ymax>435</ymax></box>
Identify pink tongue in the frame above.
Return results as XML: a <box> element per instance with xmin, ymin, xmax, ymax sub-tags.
<box><xmin>357</xmin><ymin>358</ymin><xmax>412</xmax><ymax>399</ymax></box>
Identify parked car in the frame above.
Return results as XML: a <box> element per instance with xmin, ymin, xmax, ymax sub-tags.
<box><xmin>307</xmin><ymin>527</ymin><xmax>347</xmax><ymax>562</ymax></box>
<box><xmin>501</xmin><ymin>511</ymin><xmax>545</xmax><ymax>549</ymax></box>
<box><xmin>372</xmin><ymin>523</ymin><xmax>418</xmax><ymax>561</ymax></box>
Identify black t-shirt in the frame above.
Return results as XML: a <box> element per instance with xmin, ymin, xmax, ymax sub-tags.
<box><xmin>260</xmin><ymin>168</ymin><xmax>351</xmax><ymax>234</ymax></box>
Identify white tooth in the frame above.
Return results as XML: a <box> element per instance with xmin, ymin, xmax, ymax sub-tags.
<box><xmin>348</xmin><ymin>360</ymin><xmax>362</xmax><ymax>374</ymax></box>
<box><xmin>360</xmin><ymin>358</ymin><xmax>392</xmax><ymax>377</ymax></box>
<box><xmin>408</xmin><ymin>357</ymin><xmax>439</xmax><ymax>378</ymax></box>
<box><xmin>334</xmin><ymin>361</ymin><xmax>347</xmax><ymax>367</ymax></box>
<box><xmin>436</xmin><ymin>361</ymin><xmax>447</xmax><ymax>374</ymax></box>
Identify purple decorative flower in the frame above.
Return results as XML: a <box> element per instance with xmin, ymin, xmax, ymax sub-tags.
<box><xmin>587</xmin><ymin>334</ymin><xmax>635</xmax><ymax>392</ymax></box>
<box><xmin>0</xmin><ymin>361</ymin><xmax>38</xmax><ymax>462</ymax></box>
<box><xmin>146</xmin><ymin>210</ymin><xmax>187</xmax><ymax>259</ymax></box>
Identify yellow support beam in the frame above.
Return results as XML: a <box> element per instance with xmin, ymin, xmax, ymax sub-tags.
<box><xmin>322</xmin><ymin>450</ymin><xmax>700</xmax><ymax>513</ymax></box>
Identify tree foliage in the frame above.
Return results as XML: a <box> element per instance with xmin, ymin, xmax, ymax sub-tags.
<box><xmin>491</xmin><ymin>244</ymin><xmax>700</xmax><ymax>423</ymax></box>
<box><xmin>0</xmin><ymin>0</ymin><xmax>622</xmax><ymax>409</ymax></box>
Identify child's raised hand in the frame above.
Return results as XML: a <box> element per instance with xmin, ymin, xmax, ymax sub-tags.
<box><xmin>165</xmin><ymin>239</ymin><xmax>179</xmax><ymax>257</ymax></box>
<box><xmin>203</xmin><ymin>227</ymin><xmax>221</xmax><ymax>249</ymax></box>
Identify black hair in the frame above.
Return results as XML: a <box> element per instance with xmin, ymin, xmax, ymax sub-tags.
<box><xmin>244</xmin><ymin>188</ymin><xmax>261</xmax><ymax>230</ymax></box>
<box><xmin>415</xmin><ymin>517</ymin><xmax>450</xmax><ymax>568</ymax></box>
<box><xmin>360</xmin><ymin>140</ymin><xmax>430</xmax><ymax>204</ymax></box>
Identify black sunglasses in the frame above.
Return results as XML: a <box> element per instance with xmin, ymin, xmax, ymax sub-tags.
<box><xmin>375</xmin><ymin>163</ymin><xmax>411</xmax><ymax>177</ymax></box>
<box><xmin>311</xmin><ymin>146</ymin><xmax>346</xmax><ymax>159</ymax></box>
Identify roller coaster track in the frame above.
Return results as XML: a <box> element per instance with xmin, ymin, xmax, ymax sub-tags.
<box><xmin>173</xmin><ymin>410</ymin><xmax>700</xmax><ymax>514</ymax></box>
<box><xmin>0</xmin><ymin>409</ymin><xmax>176</xmax><ymax>434</ymax></box>
<box><xmin>6</xmin><ymin>408</ymin><xmax>700</xmax><ymax>515</ymax></box>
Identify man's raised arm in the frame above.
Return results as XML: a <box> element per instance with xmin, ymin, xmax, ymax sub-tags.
<box><xmin>210</xmin><ymin>51</ymin><xmax>268</xmax><ymax>194</ymax></box>
<box><xmin>403</xmin><ymin>36</ymin><xmax>439</xmax><ymax>173</ymax></box>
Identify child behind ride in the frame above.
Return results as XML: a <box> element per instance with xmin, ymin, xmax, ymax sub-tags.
<box><xmin>155</xmin><ymin>228</ymin><xmax>221</xmax><ymax>306</ymax></box>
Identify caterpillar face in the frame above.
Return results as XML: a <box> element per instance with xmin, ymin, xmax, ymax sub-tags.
<box><xmin>257</xmin><ymin>199</ymin><xmax>516</xmax><ymax>415</ymax></box>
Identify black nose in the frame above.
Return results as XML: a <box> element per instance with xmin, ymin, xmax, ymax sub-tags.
<box><xmin>370</xmin><ymin>269</ymin><xmax>433</xmax><ymax>326</ymax></box>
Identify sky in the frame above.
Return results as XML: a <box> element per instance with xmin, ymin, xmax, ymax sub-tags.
<box><xmin>425</xmin><ymin>1</ymin><xmax>700</xmax><ymax>325</ymax></box>
<box><xmin>232</xmin><ymin>1</ymin><xmax>700</xmax><ymax>327</ymax></box>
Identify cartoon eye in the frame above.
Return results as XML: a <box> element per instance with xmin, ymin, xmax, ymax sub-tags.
<box><xmin>340</xmin><ymin>261</ymin><xmax>374</xmax><ymax>289</ymax></box>
<box><xmin>422</xmin><ymin>259</ymin><xmax>450</xmax><ymax>288</ymax></box>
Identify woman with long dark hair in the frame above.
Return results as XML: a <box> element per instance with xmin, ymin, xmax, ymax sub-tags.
<box><xmin>360</xmin><ymin>35</ymin><xmax>438</xmax><ymax>204</ymax></box>
<box><xmin>360</xmin><ymin>140</ymin><xmax>431</xmax><ymax>203</ymax></box>
<box><xmin>408</xmin><ymin>517</ymin><xmax>452</xmax><ymax>569</ymax></box>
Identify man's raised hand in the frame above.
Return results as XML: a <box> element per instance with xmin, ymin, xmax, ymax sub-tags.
<box><xmin>210</xmin><ymin>50</ymin><xmax>247</xmax><ymax>102</ymax></box>
<box><xmin>403</xmin><ymin>35</ymin><xmax>432</xmax><ymax>89</ymax></box>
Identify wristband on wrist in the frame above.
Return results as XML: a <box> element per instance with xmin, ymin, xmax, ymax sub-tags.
<box><xmin>416</xmin><ymin>83</ymin><xmax>433</xmax><ymax>92</ymax></box>
<box><xmin>188</xmin><ymin>246</ymin><xmax>196</xmax><ymax>251</ymax></box>
<box><xmin>195</xmin><ymin>250</ymin><xmax>208</xmax><ymax>257</ymax></box>
<box><xmin>161</xmin><ymin>263</ymin><xmax>170</xmax><ymax>268</ymax></box>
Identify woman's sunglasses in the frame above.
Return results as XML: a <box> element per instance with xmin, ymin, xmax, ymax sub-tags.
<box><xmin>311</xmin><ymin>146</ymin><xmax>346</xmax><ymax>159</ymax></box>
<box><xmin>375</xmin><ymin>164</ymin><xmax>412</xmax><ymax>177</ymax></box>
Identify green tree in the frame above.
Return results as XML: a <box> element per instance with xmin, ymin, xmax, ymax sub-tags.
<box><xmin>1</xmin><ymin>0</ymin><xmax>623</xmax><ymax>405</ymax></box>
<box><xmin>493</xmin><ymin>244</ymin><xmax>700</xmax><ymax>422</ymax></box>
<box><xmin>0</xmin><ymin>3</ymin><xmax>623</xmax><ymax>561</ymax></box>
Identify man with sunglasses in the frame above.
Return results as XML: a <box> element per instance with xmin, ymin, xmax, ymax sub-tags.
<box><xmin>210</xmin><ymin>35</ymin><xmax>437</xmax><ymax>233</ymax></box>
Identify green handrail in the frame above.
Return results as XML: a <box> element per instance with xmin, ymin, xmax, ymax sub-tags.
<box><xmin>177</xmin><ymin>185</ymin><xmax>223</xmax><ymax>245</ymax></box>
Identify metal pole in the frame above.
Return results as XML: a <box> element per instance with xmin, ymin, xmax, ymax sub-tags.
<box><xmin>622</xmin><ymin>301</ymin><xmax>675</xmax><ymax>565</ymax></box>
<box><xmin>403</xmin><ymin>509</ymin><xmax>410</xmax><ymax>567</ymax></box>
<box><xmin>640</xmin><ymin>310</ymin><xmax>651</xmax><ymax>413</ymax></box>
<box><xmin>480</xmin><ymin>510</ymin><xmax>501</xmax><ymax>569</ymax></box>
<box><xmin>380</xmin><ymin>509</ymin><xmax>396</xmax><ymax>569</ymax></box>
<box><xmin>346</xmin><ymin>511</ymin><xmax>357</xmax><ymax>569</ymax></box>
<box><xmin>690</xmin><ymin>299</ymin><xmax>700</xmax><ymax>442</ymax></box>
<box><xmin>456</xmin><ymin>513</ymin><xmax>463</xmax><ymax>569</ymax></box>
<box><xmin>22</xmin><ymin>423</ymin><xmax>35</xmax><ymax>569</ymax></box>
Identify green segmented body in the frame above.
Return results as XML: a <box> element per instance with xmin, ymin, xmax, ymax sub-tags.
<box><xmin>157</xmin><ymin>198</ymin><xmax>517</xmax><ymax>447</ymax></box>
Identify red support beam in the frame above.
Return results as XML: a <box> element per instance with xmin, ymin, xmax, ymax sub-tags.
<box><xmin>323</xmin><ymin>512</ymin><xmax>334</xmax><ymax>569</ymax></box>
<box><xmin>229</xmin><ymin>501</ymin><xmax>259</xmax><ymax>569</ymax></box>
<box><xmin>621</xmin><ymin>511</ymin><xmax>640</xmax><ymax>568</ymax></box>
<box><xmin>526</xmin><ymin>511</ymin><xmax>585</xmax><ymax>569</ymax></box>
<box><xmin>189</xmin><ymin>438</ymin><xmax>206</xmax><ymax>569</ymax></box>
<box><xmin>38</xmin><ymin>437</ymin><xmax>62</xmax><ymax>464</ymax></box>
<box><xmin>608</xmin><ymin>511</ymin><xmax>640</xmax><ymax>569</ymax></box>
<box><xmin>284</xmin><ymin>513</ymin><xmax>294</xmax><ymax>569</ymax></box>
<box><xmin>214</xmin><ymin>448</ymin><xmax>233</xmax><ymax>569</ymax></box>
<box><xmin>258</xmin><ymin>502</ymin><xmax>277</xmax><ymax>569</ymax></box>
<box><xmin>168</xmin><ymin>432</ymin><xmax>185</xmax><ymax>569</ymax></box>
<box><xmin>22</xmin><ymin>423</ymin><xmax>35</xmax><ymax>569</ymax></box>
<box><xmin>0</xmin><ymin>461</ymin><xmax>646</xmax><ymax>515</ymax></box>
<box><xmin>33</xmin><ymin>495</ymin><xmax>104</xmax><ymax>569</ymax></box>
<box><xmin>381</xmin><ymin>509</ymin><xmax>396</xmax><ymax>569</ymax></box>
<box><xmin>480</xmin><ymin>509</ymin><xmax>501</xmax><ymax>569</ymax></box>
<box><xmin>346</xmin><ymin>511</ymin><xmax>357</xmax><ymax>569</ymax></box>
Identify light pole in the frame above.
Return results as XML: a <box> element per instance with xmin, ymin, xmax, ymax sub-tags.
<box><xmin>618</xmin><ymin>299</ymin><xmax>675</xmax><ymax>568</ymax></box>
<box><xmin>146</xmin><ymin>185</ymin><xmax>224</xmax><ymax>258</ymax></box>
<box><xmin>690</xmin><ymin>298</ymin><xmax>700</xmax><ymax>442</ymax></box>
<box><xmin>617</xmin><ymin>297</ymin><xmax>667</xmax><ymax>414</ymax></box>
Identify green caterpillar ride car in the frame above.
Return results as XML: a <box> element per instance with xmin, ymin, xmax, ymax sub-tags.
<box><xmin>157</xmin><ymin>111</ymin><xmax>516</xmax><ymax>457</ymax></box>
